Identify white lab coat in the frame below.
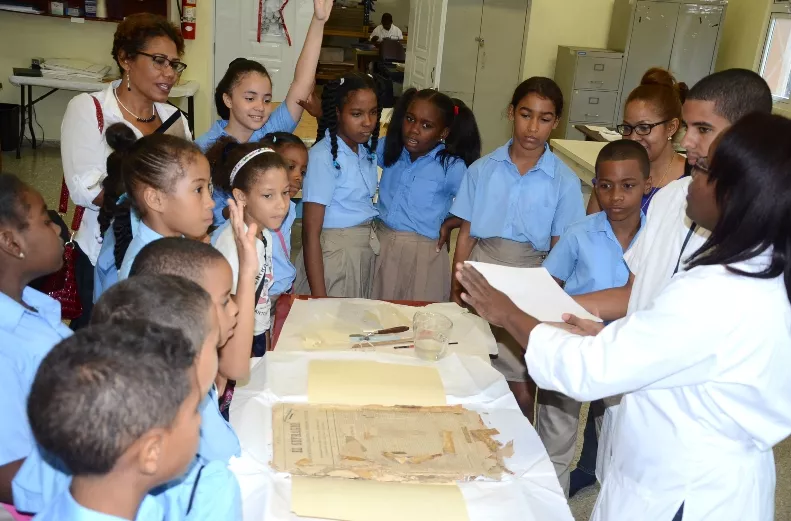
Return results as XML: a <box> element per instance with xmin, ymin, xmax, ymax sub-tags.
<box><xmin>595</xmin><ymin>177</ymin><xmax>713</xmax><ymax>482</ymax></box>
<box><xmin>526</xmin><ymin>250</ymin><xmax>791</xmax><ymax>521</ymax></box>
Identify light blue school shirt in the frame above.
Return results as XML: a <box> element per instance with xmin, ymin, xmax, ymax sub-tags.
<box><xmin>32</xmin><ymin>488</ymin><xmax>151</xmax><ymax>521</ymax></box>
<box><xmin>375</xmin><ymin>138</ymin><xmax>467</xmax><ymax>240</ymax></box>
<box><xmin>18</xmin><ymin>453</ymin><xmax>238</xmax><ymax>521</ymax></box>
<box><xmin>543</xmin><ymin>211</ymin><xmax>645</xmax><ymax>296</ymax></box>
<box><xmin>0</xmin><ymin>288</ymin><xmax>72</xmax><ymax>466</ymax></box>
<box><xmin>196</xmin><ymin>103</ymin><xmax>298</xmax><ymax>226</ymax></box>
<box><xmin>302</xmin><ymin>130</ymin><xmax>379</xmax><ymax>229</ymax></box>
<box><xmin>118</xmin><ymin>221</ymin><xmax>164</xmax><ymax>281</ymax></box>
<box><xmin>195</xmin><ymin>103</ymin><xmax>298</xmax><ymax>153</ymax></box>
<box><xmin>271</xmin><ymin>201</ymin><xmax>297</xmax><ymax>296</ymax></box>
<box><xmin>450</xmin><ymin>142</ymin><xmax>584</xmax><ymax>252</ymax></box>
<box><xmin>198</xmin><ymin>384</ymin><xmax>241</xmax><ymax>462</ymax></box>
<box><xmin>93</xmin><ymin>211</ymin><xmax>142</xmax><ymax>302</ymax></box>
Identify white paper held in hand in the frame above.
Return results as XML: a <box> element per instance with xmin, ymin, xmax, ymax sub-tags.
<box><xmin>465</xmin><ymin>262</ymin><xmax>602</xmax><ymax>323</ymax></box>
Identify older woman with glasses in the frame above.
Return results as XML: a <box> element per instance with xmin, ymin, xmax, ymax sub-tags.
<box><xmin>60</xmin><ymin>13</ymin><xmax>190</xmax><ymax>329</ymax></box>
<box><xmin>587</xmin><ymin>68</ymin><xmax>689</xmax><ymax>215</ymax></box>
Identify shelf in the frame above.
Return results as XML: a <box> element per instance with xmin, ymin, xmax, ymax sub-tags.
<box><xmin>0</xmin><ymin>7</ymin><xmax>123</xmax><ymax>22</ymax></box>
<box><xmin>324</xmin><ymin>27</ymin><xmax>368</xmax><ymax>38</ymax></box>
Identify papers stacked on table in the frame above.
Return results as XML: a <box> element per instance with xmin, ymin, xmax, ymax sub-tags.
<box><xmin>41</xmin><ymin>59</ymin><xmax>111</xmax><ymax>81</ymax></box>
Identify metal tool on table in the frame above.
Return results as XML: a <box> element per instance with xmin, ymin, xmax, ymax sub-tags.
<box><xmin>349</xmin><ymin>326</ymin><xmax>410</xmax><ymax>348</ymax></box>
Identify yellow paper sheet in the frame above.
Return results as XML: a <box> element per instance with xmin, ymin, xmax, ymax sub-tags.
<box><xmin>291</xmin><ymin>477</ymin><xmax>469</xmax><ymax>521</ymax></box>
<box><xmin>307</xmin><ymin>360</ymin><xmax>447</xmax><ymax>406</ymax></box>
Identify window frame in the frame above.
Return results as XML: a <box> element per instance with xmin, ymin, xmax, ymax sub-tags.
<box><xmin>759</xmin><ymin>2</ymin><xmax>791</xmax><ymax>107</ymax></box>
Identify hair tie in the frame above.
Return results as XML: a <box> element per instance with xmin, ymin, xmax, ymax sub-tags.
<box><xmin>229</xmin><ymin>148</ymin><xmax>275</xmax><ymax>185</ymax></box>
<box><xmin>453</xmin><ymin>105</ymin><xmax>459</xmax><ymax>116</ymax></box>
<box><xmin>116</xmin><ymin>193</ymin><xmax>128</xmax><ymax>205</ymax></box>
<box><xmin>333</xmin><ymin>160</ymin><xmax>341</xmax><ymax>169</ymax></box>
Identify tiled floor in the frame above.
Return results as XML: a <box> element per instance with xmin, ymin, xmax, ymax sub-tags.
<box><xmin>3</xmin><ymin>145</ymin><xmax>791</xmax><ymax>521</ymax></box>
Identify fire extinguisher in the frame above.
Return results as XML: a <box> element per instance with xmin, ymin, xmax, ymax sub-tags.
<box><xmin>181</xmin><ymin>0</ymin><xmax>197</xmax><ymax>40</ymax></box>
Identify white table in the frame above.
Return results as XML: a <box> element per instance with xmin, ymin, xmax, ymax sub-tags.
<box><xmin>8</xmin><ymin>75</ymin><xmax>199</xmax><ymax>158</ymax></box>
<box><xmin>550</xmin><ymin>139</ymin><xmax>606</xmax><ymax>188</ymax></box>
<box><xmin>229</xmin><ymin>352</ymin><xmax>573</xmax><ymax>521</ymax></box>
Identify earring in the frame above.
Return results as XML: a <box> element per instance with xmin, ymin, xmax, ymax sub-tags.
<box><xmin>668</xmin><ymin>136</ymin><xmax>672</xmax><ymax>141</ymax></box>
<box><xmin>127</xmin><ymin>73</ymin><xmax>131</xmax><ymax>92</ymax></box>
<box><xmin>18</xmin><ymin>252</ymin><xmax>25</xmax><ymax>259</ymax></box>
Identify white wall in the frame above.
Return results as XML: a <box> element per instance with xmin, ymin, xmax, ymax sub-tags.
<box><xmin>374</xmin><ymin>0</ymin><xmax>411</xmax><ymax>31</ymax></box>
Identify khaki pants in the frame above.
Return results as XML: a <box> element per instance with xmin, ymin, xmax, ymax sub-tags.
<box><xmin>536</xmin><ymin>391</ymin><xmax>604</xmax><ymax>496</ymax></box>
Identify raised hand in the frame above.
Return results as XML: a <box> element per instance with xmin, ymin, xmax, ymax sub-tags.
<box><xmin>228</xmin><ymin>198</ymin><xmax>259</xmax><ymax>277</ymax></box>
<box><xmin>313</xmin><ymin>0</ymin><xmax>333</xmax><ymax>22</ymax></box>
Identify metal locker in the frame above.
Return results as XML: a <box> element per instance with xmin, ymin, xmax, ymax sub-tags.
<box><xmin>669</xmin><ymin>5</ymin><xmax>725</xmax><ymax>89</ymax></box>
<box><xmin>618</xmin><ymin>1</ymin><xmax>681</xmax><ymax>118</ymax></box>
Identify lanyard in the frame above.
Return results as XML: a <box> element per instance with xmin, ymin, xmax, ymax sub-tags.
<box><xmin>672</xmin><ymin>223</ymin><xmax>698</xmax><ymax>276</ymax></box>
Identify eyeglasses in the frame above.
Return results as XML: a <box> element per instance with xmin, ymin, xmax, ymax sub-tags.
<box><xmin>616</xmin><ymin>119</ymin><xmax>671</xmax><ymax>137</ymax></box>
<box><xmin>137</xmin><ymin>52</ymin><xmax>188</xmax><ymax>74</ymax></box>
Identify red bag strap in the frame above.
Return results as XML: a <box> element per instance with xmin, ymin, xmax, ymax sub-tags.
<box><xmin>274</xmin><ymin>229</ymin><xmax>289</xmax><ymax>254</ymax></box>
<box><xmin>59</xmin><ymin>96</ymin><xmax>103</xmax><ymax>232</ymax></box>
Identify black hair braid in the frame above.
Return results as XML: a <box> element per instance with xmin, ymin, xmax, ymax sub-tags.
<box><xmin>364</xmin><ymin>74</ymin><xmax>386</xmax><ymax>164</ymax></box>
<box><xmin>316</xmin><ymin>80</ymin><xmax>341</xmax><ymax>169</ymax></box>
<box><xmin>112</xmin><ymin>202</ymin><xmax>133</xmax><ymax>270</ymax></box>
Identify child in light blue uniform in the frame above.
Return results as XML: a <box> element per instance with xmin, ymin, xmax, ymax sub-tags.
<box><xmin>450</xmin><ymin>77</ymin><xmax>584</xmax><ymax>421</ymax></box>
<box><xmin>294</xmin><ymin>73</ymin><xmax>382</xmax><ymax>298</ymax></box>
<box><xmin>197</xmin><ymin>0</ymin><xmax>332</xmax><ymax>226</ymax></box>
<box><xmin>16</xmin><ymin>276</ymin><xmax>241</xmax><ymax>520</ymax></box>
<box><xmin>0</xmin><ymin>176</ymin><xmax>72</xmax><ymax>507</ymax></box>
<box><xmin>372</xmin><ymin>88</ymin><xmax>481</xmax><ymax>302</ymax></box>
<box><xmin>27</xmin><ymin>319</ymin><xmax>237</xmax><ymax>521</ymax></box>
<box><xmin>90</xmin><ymin>123</ymin><xmax>215</xmax><ymax>294</ymax></box>
<box><xmin>537</xmin><ymin>139</ymin><xmax>650</xmax><ymax>496</ymax></box>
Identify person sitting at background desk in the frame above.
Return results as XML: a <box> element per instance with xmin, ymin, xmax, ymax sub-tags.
<box><xmin>370</xmin><ymin>13</ymin><xmax>403</xmax><ymax>43</ymax></box>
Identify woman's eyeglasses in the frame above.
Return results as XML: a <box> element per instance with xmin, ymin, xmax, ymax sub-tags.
<box><xmin>137</xmin><ymin>52</ymin><xmax>188</xmax><ymax>74</ymax></box>
<box><xmin>616</xmin><ymin>119</ymin><xmax>671</xmax><ymax>137</ymax></box>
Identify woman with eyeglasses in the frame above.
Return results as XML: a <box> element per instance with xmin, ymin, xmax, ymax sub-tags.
<box><xmin>60</xmin><ymin>13</ymin><xmax>190</xmax><ymax>329</ymax></box>
<box><xmin>587</xmin><ymin>68</ymin><xmax>689</xmax><ymax>215</ymax></box>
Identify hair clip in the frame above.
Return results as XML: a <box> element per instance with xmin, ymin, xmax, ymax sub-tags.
<box><xmin>339</xmin><ymin>78</ymin><xmax>345</xmax><ymax>86</ymax></box>
<box><xmin>116</xmin><ymin>193</ymin><xmax>128</xmax><ymax>205</ymax></box>
<box><xmin>272</xmin><ymin>135</ymin><xmax>277</xmax><ymax>143</ymax></box>
<box><xmin>453</xmin><ymin>105</ymin><xmax>459</xmax><ymax>116</ymax></box>
<box><xmin>333</xmin><ymin>160</ymin><xmax>341</xmax><ymax>169</ymax></box>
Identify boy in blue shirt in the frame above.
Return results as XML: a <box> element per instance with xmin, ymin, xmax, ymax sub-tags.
<box><xmin>27</xmin><ymin>321</ymin><xmax>202</xmax><ymax>521</ymax></box>
<box><xmin>537</xmin><ymin>139</ymin><xmax>650</xmax><ymax>496</ymax></box>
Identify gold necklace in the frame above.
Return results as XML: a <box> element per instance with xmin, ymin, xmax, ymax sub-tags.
<box><xmin>642</xmin><ymin>155</ymin><xmax>675</xmax><ymax>212</ymax></box>
<box><xmin>113</xmin><ymin>88</ymin><xmax>156</xmax><ymax>123</ymax></box>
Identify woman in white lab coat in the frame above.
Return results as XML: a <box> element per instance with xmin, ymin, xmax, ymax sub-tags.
<box><xmin>455</xmin><ymin>111</ymin><xmax>791</xmax><ymax>521</ymax></box>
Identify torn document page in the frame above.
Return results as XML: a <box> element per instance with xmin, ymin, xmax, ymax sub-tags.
<box><xmin>271</xmin><ymin>403</ymin><xmax>510</xmax><ymax>482</ymax></box>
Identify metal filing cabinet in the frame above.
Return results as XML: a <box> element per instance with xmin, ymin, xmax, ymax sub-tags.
<box><xmin>553</xmin><ymin>46</ymin><xmax>624</xmax><ymax>140</ymax></box>
<box><xmin>608</xmin><ymin>0</ymin><xmax>728</xmax><ymax>121</ymax></box>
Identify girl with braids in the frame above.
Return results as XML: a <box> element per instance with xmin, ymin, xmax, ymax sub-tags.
<box><xmin>295</xmin><ymin>72</ymin><xmax>382</xmax><ymax>298</ymax></box>
<box><xmin>196</xmin><ymin>0</ymin><xmax>332</xmax><ymax>226</ymax></box>
<box><xmin>372</xmin><ymin>88</ymin><xmax>481</xmax><ymax>302</ymax></box>
<box><xmin>93</xmin><ymin>123</ymin><xmax>214</xmax><ymax>293</ymax></box>
<box><xmin>209</xmin><ymin>139</ymin><xmax>290</xmax><ymax>355</ymax></box>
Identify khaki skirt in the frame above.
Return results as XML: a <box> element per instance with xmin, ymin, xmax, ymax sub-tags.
<box><xmin>469</xmin><ymin>238</ymin><xmax>547</xmax><ymax>382</ymax></box>
<box><xmin>371</xmin><ymin>223</ymin><xmax>451</xmax><ymax>302</ymax></box>
<box><xmin>294</xmin><ymin>224</ymin><xmax>376</xmax><ymax>298</ymax></box>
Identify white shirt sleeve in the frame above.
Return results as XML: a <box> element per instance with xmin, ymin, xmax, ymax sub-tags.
<box><xmin>60</xmin><ymin>94</ymin><xmax>108</xmax><ymax>210</ymax></box>
<box><xmin>369</xmin><ymin>26</ymin><xmax>383</xmax><ymax>40</ymax></box>
<box><xmin>393</xmin><ymin>26</ymin><xmax>404</xmax><ymax>40</ymax></box>
<box><xmin>525</xmin><ymin>268</ymin><xmax>729</xmax><ymax>401</ymax></box>
<box><xmin>213</xmin><ymin>226</ymin><xmax>240</xmax><ymax>294</ymax></box>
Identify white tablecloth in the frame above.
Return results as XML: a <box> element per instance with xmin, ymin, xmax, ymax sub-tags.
<box><xmin>275</xmin><ymin>299</ymin><xmax>497</xmax><ymax>362</ymax></box>
<box><xmin>228</xmin><ymin>352</ymin><xmax>573</xmax><ymax>521</ymax></box>
<box><xmin>8</xmin><ymin>75</ymin><xmax>199</xmax><ymax>98</ymax></box>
